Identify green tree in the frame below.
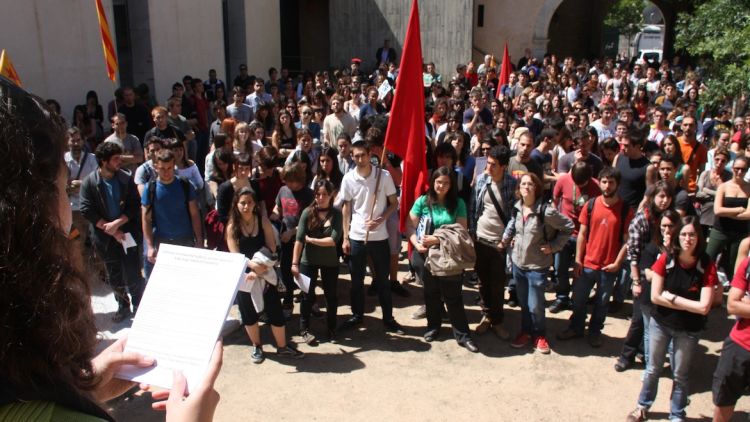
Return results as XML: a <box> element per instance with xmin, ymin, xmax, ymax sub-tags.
<box><xmin>675</xmin><ymin>0</ymin><xmax>750</xmax><ymax>107</ymax></box>
<box><xmin>605</xmin><ymin>0</ymin><xmax>645</xmax><ymax>53</ymax></box>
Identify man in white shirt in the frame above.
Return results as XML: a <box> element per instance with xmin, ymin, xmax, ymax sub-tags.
<box><xmin>323</xmin><ymin>94</ymin><xmax>357</xmax><ymax>147</ymax></box>
<box><xmin>591</xmin><ymin>103</ymin><xmax>617</xmax><ymax>140</ymax></box>
<box><xmin>65</xmin><ymin>127</ymin><xmax>99</xmax><ymax>245</ymax></box>
<box><xmin>104</xmin><ymin>113</ymin><xmax>144</xmax><ymax>173</ymax></box>
<box><xmin>339</xmin><ymin>141</ymin><xmax>404</xmax><ymax>334</ymax></box>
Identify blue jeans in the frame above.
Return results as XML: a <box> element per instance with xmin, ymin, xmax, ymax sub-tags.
<box><xmin>570</xmin><ymin>268</ymin><xmax>617</xmax><ymax>335</ymax></box>
<box><xmin>553</xmin><ymin>236</ymin><xmax>577</xmax><ymax>302</ymax></box>
<box><xmin>512</xmin><ymin>264</ymin><xmax>547</xmax><ymax>337</ymax></box>
<box><xmin>637</xmin><ymin>318</ymin><xmax>699</xmax><ymax>421</ymax></box>
<box><xmin>614</xmin><ymin>264</ymin><xmax>632</xmax><ymax>304</ymax></box>
<box><xmin>348</xmin><ymin>239</ymin><xmax>392</xmax><ymax>321</ymax></box>
<box><xmin>641</xmin><ymin>305</ymin><xmax>675</xmax><ymax>376</ymax></box>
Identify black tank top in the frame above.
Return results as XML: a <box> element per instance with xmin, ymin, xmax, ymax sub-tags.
<box><xmin>714</xmin><ymin>196</ymin><xmax>750</xmax><ymax>235</ymax></box>
<box><xmin>238</xmin><ymin>218</ymin><xmax>266</xmax><ymax>259</ymax></box>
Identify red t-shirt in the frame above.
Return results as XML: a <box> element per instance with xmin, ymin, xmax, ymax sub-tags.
<box><xmin>730</xmin><ymin>257</ymin><xmax>750</xmax><ymax>351</ymax></box>
<box><xmin>552</xmin><ymin>173</ymin><xmax>601</xmax><ymax>236</ymax></box>
<box><xmin>578</xmin><ymin>196</ymin><xmax>632</xmax><ymax>270</ymax></box>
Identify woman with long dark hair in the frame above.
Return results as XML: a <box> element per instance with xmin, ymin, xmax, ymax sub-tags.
<box><xmin>226</xmin><ymin>186</ymin><xmax>304</xmax><ymax>363</ymax></box>
<box><xmin>408</xmin><ymin>166</ymin><xmax>476</xmax><ymax>352</ymax></box>
<box><xmin>626</xmin><ymin>216</ymin><xmax>716</xmax><ymax>422</ymax></box>
<box><xmin>312</xmin><ymin>146</ymin><xmax>344</xmax><ymax>191</ymax></box>
<box><xmin>272</xmin><ymin>109</ymin><xmax>297</xmax><ymax>158</ymax></box>
<box><xmin>291</xmin><ymin>180</ymin><xmax>343</xmax><ymax>343</ymax></box>
<box><xmin>206</xmin><ymin>149</ymin><xmax>234</xmax><ymax>209</ymax></box>
<box><xmin>0</xmin><ymin>81</ymin><xmax>220</xmax><ymax>419</ymax></box>
<box><xmin>252</xmin><ymin>146</ymin><xmax>283</xmax><ymax>218</ymax></box>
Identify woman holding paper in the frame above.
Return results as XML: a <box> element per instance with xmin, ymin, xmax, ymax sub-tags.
<box><xmin>0</xmin><ymin>82</ymin><xmax>222</xmax><ymax>420</ymax></box>
<box><xmin>226</xmin><ymin>186</ymin><xmax>305</xmax><ymax>363</ymax></box>
<box><xmin>292</xmin><ymin>179</ymin><xmax>343</xmax><ymax>344</ymax></box>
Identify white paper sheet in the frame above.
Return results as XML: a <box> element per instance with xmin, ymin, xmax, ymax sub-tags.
<box><xmin>294</xmin><ymin>273</ymin><xmax>311</xmax><ymax>293</ymax></box>
<box><xmin>378</xmin><ymin>79</ymin><xmax>392</xmax><ymax>99</ymax></box>
<box><xmin>116</xmin><ymin>244</ymin><xmax>247</xmax><ymax>390</ymax></box>
<box><xmin>119</xmin><ymin>232</ymin><xmax>137</xmax><ymax>253</ymax></box>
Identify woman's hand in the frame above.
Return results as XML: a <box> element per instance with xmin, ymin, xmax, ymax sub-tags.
<box><xmin>90</xmin><ymin>336</ymin><xmax>155</xmax><ymax>403</ymax></box>
<box><xmin>415</xmin><ymin>242</ymin><xmax>428</xmax><ymax>254</ymax></box>
<box><xmin>248</xmin><ymin>261</ymin><xmax>267</xmax><ymax>275</ymax></box>
<box><xmin>632</xmin><ymin>283</ymin><xmax>642</xmax><ymax>297</ymax></box>
<box><xmin>149</xmin><ymin>341</ymin><xmax>223</xmax><ymax>422</ymax></box>
<box><xmin>421</xmin><ymin>235</ymin><xmax>439</xmax><ymax>248</ymax></box>
<box><xmin>291</xmin><ymin>264</ymin><xmax>300</xmax><ymax>278</ymax></box>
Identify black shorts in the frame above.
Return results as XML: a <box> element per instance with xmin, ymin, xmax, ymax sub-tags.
<box><xmin>713</xmin><ymin>336</ymin><xmax>750</xmax><ymax>407</ymax></box>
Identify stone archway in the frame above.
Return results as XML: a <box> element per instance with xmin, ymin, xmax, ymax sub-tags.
<box><xmin>531</xmin><ymin>0</ymin><xmax>563</xmax><ymax>59</ymax></box>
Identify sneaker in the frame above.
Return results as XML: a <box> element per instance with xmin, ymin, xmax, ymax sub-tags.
<box><xmin>277</xmin><ymin>345</ymin><xmax>305</xmax><ymax>359</ymax></box>
<box><xmin>491</xmin><ymin>324</ymin><xmax>511</xmax><ymax>341</ymax></box>
<box><xmin>614</xmin><ymin>357</ymin><xmax>633</xmax><ymax>372</ymax></box>
<box><xmin>548</xmin><ymin>299</ymin><xmax>570</xmax><ymax>314</ymax></box>
<box><xmin>626</xmin><ymin>407</ymin><xmax>647</xmax><ymax>422</ymax></box>
<box><xmin>423</xmin><ymin>329</ymin><xmax>439</xmax><ymax>342</ymax></box>
<box><xmin>475</xmin><ymin>316</ymin><xmax>492</xmax><ymax>335</ymax></box>
<box><xmin>300</xmin><ymin>329</ymin><xmax>317</xmax><ymax>345</ymax></box>
<box><xmin>250</xmin><ymin>346</ymin><xmax>265</xmax><ymax>364</ymax></box>
<box><xmin>326</xmin><ymin>329</ymin><xmax>337</xmax><ymax>344</ymax></box>
<box><xmin>556</xmin><ymin>328</ymin><xmax>583</xmax><ymax>341</ymax></box>
<box><xmin>507</xmin><ymin>290</ymin><xmax>518</xmax><ymax>308</ymax></box>
<box><xmin>401</xmin><ymin>272</ymin><xmax>416</xmax><ymax>284</ymax></box>
<box><xmin>391</xmin><ymin>280</ymin><xmax>410</xmax><ymax>297</ymax></box>
<box><xmin>510</xmin><ymin>333</ymin><xmax>532</xmax><ymax>348</ymax></box>
<box><xmin>411</xmin><ymin>305</ymin><xmax>427</xmax><ymax>320</ymax></box>
<box><xmin>588</xmin><ymin>332</ymin><xmax>603</xmax><ymax>348</ymax></box>
<box><xmin>534</xmin><ymin>336</ymin><xmax>551</xmax><ymax>354</ymax></box>
<box><xmin>459</xmin><ymin>339</ymin><xmax>479</xmax><ymax>353</ymax></box>
<box><xmin>338</xmin><ymin>315</ymin><xmax>364</xmax><ymax>331</ymax></box>
<box><xmin>384</xmin><ymin>318</ymin><xmax>405</xmax><ymax>335</ymax></box>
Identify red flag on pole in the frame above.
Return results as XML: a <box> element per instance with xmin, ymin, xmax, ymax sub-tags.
<box><xmin>95</xmin><ymin>0</ymin><xmax>119</xmax><ymax>81</ymax></box>
<box><xmin>0</xmin><ymin>49</ymin><xmax>22</xmax><ymax>87</ymax></box>
<box><xmin>496</xmin><ymin>42</ymin><xmax>511</xmax><ymax>99</ymax></box>
<box><xmin>383</xmin><ymin>0</ymin><xmax>429</xmax><ymax>232</ymax></box>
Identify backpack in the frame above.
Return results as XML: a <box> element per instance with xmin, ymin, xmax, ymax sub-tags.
<box><xmin>146</xmin><ymin>176</ymin><xmax>192</xmax><ymax>230</ymax></box>
<box><xmin>584</xmin><ymin>197</ymin><xmax>630</xmax><ymax>245</ymax></box>
<box><xmin>511</xmin><ymin>201</ymin><xmax>553</xmax><ymax>242</ymax></box>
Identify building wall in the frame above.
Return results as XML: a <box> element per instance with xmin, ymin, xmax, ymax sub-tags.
<box><xmin>245</xmin><ymin>0</ymin><xmax>282</xmax><ymax>80</ymax></box>
<box><xmin>0</xmin><ymin>0</ymin><xmax>121</xmax><ymax>119</ymax></box>
<box><xmin>472</xmin><ymin>0</ymin><xmax>550</xmax><ymax>67</ymax></box>
<box><xmin>328</xmin><ymin>0</ymin><xmax>472</xmax><ymax>78</ymax></box>
<box><xmin>147</xmin><ymin>0</ymin><xmax>225</xmax><ymax>104</ymax></box>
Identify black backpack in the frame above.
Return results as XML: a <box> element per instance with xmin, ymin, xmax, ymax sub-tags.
<box><xmin>146</xmin><ymin>176</ymin><xmax>192</xmax><ymax>230</ymax></box>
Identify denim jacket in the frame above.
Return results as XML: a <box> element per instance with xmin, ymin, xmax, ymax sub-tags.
<box><xmin>502</xmin><ymin>199</ymin><xmax>574</xmax><ymax>271</ymax></box>
<box><xmin>469</xmin><ymin>171</ymin><xmax>516</xmax><ymax>235</ymax></box>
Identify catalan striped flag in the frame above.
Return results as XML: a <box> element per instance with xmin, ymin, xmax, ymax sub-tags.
<box><xmin>94</xmin><ymin>0</ymin><xmax>118</xmax><ymax>81</ymax></box>
<box><xmin>0</xmin><ymin>49</ymin><xmax>22</xmax><ymax>87</ymax></box>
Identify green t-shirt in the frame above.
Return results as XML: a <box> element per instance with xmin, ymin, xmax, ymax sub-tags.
<box><xmin>295</xmin><ymin>207</ymin><xmax>343</xmax><ymax>267</ymax></box>
<box><xmin>410</xmin><ymin>195</ymin><xmax>467</xmax><ymax>229</ymax></box>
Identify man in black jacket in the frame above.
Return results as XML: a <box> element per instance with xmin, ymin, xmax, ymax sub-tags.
<box><xmin>80</xmin><ymin>142</ymin><xmax>144</xmax><ymax>322</ymax></box>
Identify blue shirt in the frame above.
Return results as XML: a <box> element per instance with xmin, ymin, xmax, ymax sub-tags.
<box><xmin>141</xmin><ymin>178</ymin><xmax>197</xmax><ymax>239</ymax></box>
<box><xmin>102</xmin><ymin>176</ymin><xmax>121</xmax><ymax>221</ymax></box>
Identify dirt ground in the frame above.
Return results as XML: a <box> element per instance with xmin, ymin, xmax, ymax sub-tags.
<box><xmin>100</xmin><ymin>253</ymin><xmax>748</xmax><ymax>422</ymax></box>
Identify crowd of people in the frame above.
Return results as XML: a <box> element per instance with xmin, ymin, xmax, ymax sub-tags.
<box><xmin>5</xmin><ymin>46</ymin><xmax>750</xmax><ymax>420</ymax></box>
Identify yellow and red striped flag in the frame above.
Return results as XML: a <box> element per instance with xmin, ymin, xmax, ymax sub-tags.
<box><xmin>94</xmin><ymin>0</ymin><xmax>118</xmax><ymax>81</ymax></box>
<box><xmin>0</xmin><ymin>49</ymin><xmax>22</xmax><ymax>87</ymax></box>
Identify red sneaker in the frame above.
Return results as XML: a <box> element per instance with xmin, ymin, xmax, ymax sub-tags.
<box><xmin>510</xmin><ymin>332</ymin><xmax>531</xmax><ymax>348</ymax></box>
<box><xmin>534</xmin><ymin>336</ymin><xmax>551</xmax><ymax>354</ymax></box>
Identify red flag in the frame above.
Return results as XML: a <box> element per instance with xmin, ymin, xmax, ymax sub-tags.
<box><xmin>0</xmin><ymin>49</ymin><xmax>22</xmax><ymax>87</ymax></box>
<box><xmin>496</xmin><ymin>42</ymin><xmax>511</xmax><ymax>99</ymax></box>
<box><xmin>95</xmin><ymin>0</ymin><xmax>119</xmax><ymax>81</ymax></box>
<box><xmin>383</xmin><ymin>0</ymin><xmax>429</xmax><ymax>232</ymax></box>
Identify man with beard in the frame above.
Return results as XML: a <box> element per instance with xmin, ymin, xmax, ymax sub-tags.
<box><xmin>508</xmin><ymin>131</ymin><xmax>544</xmax><ymax>182</ymax></box>
<box><xmin>80</xmin><ymin>142</ymin><xmax>144</xmax><ymax>322</ymax></box>
<box><xmin>557</xmin><ymin>167</ymin><xmax>632</xmax><ymax>347</ymax></box>
<box><xmin>323</xmin><ymin>94</ymin><xmax>357</xmax><ymax>147</ymax></box>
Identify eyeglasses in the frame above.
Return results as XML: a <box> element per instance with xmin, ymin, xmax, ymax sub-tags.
<box><xmin>733</xmin><ymin>167</ymin><xmax>748</xmax><ymax>173</ymax></box>
<box><xmin>302</xmin><ymin>111</ymin><xmax>312</xmax><ymax>115</ymax></box>
<box><xmin>679</xmin><ymin>232</ymin><xmax>698</xmax><ymax>238</ymax></box>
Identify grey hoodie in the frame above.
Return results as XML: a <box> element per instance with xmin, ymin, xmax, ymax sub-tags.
<box><xmin>502</xmin><ymin>199</ymin><xmax>574</xmax><ymax>271</ymax></box>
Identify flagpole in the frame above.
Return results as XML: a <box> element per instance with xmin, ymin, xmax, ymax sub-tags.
<box><xmin>363</xmin><ymin>146</ymin><xmax>389</xmax><ymax>244</ymax></box>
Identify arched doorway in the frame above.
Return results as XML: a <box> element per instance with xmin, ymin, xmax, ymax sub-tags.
<box><xmin>532</xmin><ymin>0</ymin><xmax>682</xmax><ymax>61</ymax></box>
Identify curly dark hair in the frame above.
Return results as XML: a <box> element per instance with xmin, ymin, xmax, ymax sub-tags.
<box><xmin>0</xmin><ymin>88</ymin><xmax>98</xmax><ymax>397</ymax></box>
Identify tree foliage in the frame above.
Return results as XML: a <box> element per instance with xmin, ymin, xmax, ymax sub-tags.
<box><xmin>605</xmin><ymin>0</ymin><xmax>644</xmax><ymax>38</ymax></box>
<box><xmin>675</xmin><ymin>0</ymin><xmax>750</xmax><ymax>106</ymax></box>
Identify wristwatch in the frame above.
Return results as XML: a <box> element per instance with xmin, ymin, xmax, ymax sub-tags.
<box><xmin>632</xmin><ymin>279</ymin><xmax>641</xmax><ymax>287</ymax></box>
